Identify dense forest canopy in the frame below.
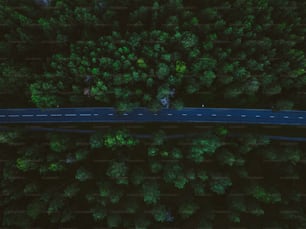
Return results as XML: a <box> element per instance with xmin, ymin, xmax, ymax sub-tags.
<box><xmin>1</xmin><ymin>0</ymin><xmax>306</xmax><ymax>228</ymax></box>
<box><xmin>0</xmin><ymin>0</ymin><xmax>305</xmax><ymax>109</ymax></box>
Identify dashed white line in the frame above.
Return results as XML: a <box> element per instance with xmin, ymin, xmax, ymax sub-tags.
<box><xmin>269</xmin><ymin>115</ymin><xmax>275</xmax><ymax>118</ymax></box>
<box><xmin>226</xmin><ymin>114</ymin><xmax>232</xmax><ymax>117</ymax></box>
<box><xmin>298</xmin><ymin>117</ymin><xmax>304</xmax><ymax>119</ymax></box>
<box><xmin>255</xmin><ymin>115</ymin><xmax>261</xmax><ymax>118</ymax></box>
<box><xmin>167</xmin><ymin>113</ymin><xmax>173</xmax><ymax>116</ymax></box>
<box><xmin>80</xmin><ymin>114</ymin><xmax>91</xmax><ymax>116</ymax></box>
<box><xmin>64</xmin><ymin>114</ymin><xmax>77</xmax><ymax>117</ymax></box>
<box><xmin>211</xmin><ymin>114</ymin><xmax>217</xmax><ymax>117</ymax></box>
<box><xmin>50</xmin><ymin>114</ymin><xmax>62</xmax><ymax>117</ymax></box>
<box><xmin>36</xmin><ymin>114</ymin><xmax>48</xmax><ymax>117</ymax></box>
<box><xmin>196</xmin><ymin>114</ymin><xmax>202</xmax><ymax>116</ymax></box>
<box><xmin>283</xmin><ymin>116</ymin><xmax>289</xmax><ymax>119</ymax></box>
<box><xmin>241</xmin><ymin>115</ymin><xmax>246</xmax><ymax>117</ymax></box>
<box><xmin>137</xmin><ymin>113</ymin><xmax>143</xmax><ymax>116</ymax></box>
<box><xmin>182</xmin><ymin>114</ymin><xmax>187</xmax><ymax>116</ymax></box>
<box><xmin>93</xmin><ymin>114</ymin><xmax>99</xmax><ymax>116</ymax></box>
<box><xmin>153</xmin><ymin>113</ymin><xmax>158</xmax><ymax>116</ymax></box>
<box><xmin>123</xmin><ymin>113</ymin><xmax>129</xmax><ymax>116</ymax></box>
<box><xmin>8</xmin><ymin>115</ymin><xmax>19</xmax><ymax>117</ymax></box>
<box><xmin>108</xmin><ymin>113</ymin><xmax>114</xmax><ymax>116</ymax></box>
<box><xmin>0</xmin><ymin>115</ymin><xmax>6</xmax><ymax>118</ymax></box>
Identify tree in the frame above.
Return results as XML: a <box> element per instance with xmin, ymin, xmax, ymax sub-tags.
<box><xmin>0</xmin><ymin>131</ymin><xmax>20</xmax><ymax>144</ymax></box>
<box><xmin>142</xmin><ymin>181</ymin><xmax>160</xmax><ymax>205</ymax></box>
<box><xmin>30</xmin><ymin>82</ymin><xmax>60</xmax><ymax>108</ymax></box>
<box><xmin>26</xmin><ymin>199</ymin><xmax>45</xmax><ymax>220</ymax></box>
<box><xmin>209</xmin><ymin>175</ymin><xmax>232</xmax><ymax>195</ymax></box>
<box><xmin>90</xmin><ymin>132</ymin><xmax>104</xmax><ymax>149</ymax></box>
<box><xmin>156</xmin><ymin>63</ymin><xmax>170</xmax><ymax>79</ymax></box>
<box><xmin>75</xmin><ymin>167</ymin><xmax>92</xmax><ymax>182</ymax></box>
<box><xmin>49</xmin><ymin>134</ymin><xmax>69</xmax><ymax>153</ymax></box>
<box><xmin>178</xmin><ymin>200</ymin><xmax>199</xmax><ymax>219</ymax></box>
<box><xmin>107</xmin><ymin>161</ymin><xmax>128</xmax><ymax>184</ymax></box>
<box><xmin>152</xmin><ymin>205</ymin><xmax>167</xmax><ymax>222</ymax></box>
<box><xmin>63</xmin><ymin>184</ymin><xmax>80</xmax><ymax>199</ymax></box>
<box><xmin>91</xmin><ymin>206</ymin><xmax>107</xmax><ymax>222</ymax></box>
<box><xmin>216</xmin><ymin>149</ymin><xmax>237</xmax><ymax>167</ymax></box>
<box><xmin>104</xmin><ymin>130</ymin><xmax>138</xmax><ymax>149</ymax></box>
<box><xmin>248</xmin><ymin>185</ymin><xmax>282</xmax><ymax>204</ymax></box>
<box><xmin>149</xmin><ymin>160</ymin><xmax>163</xmax><ymax>173</ymax></box>
<box><xmin>275</xmin><ymin>99</ymin><xmax>294</xmax><ymax>110</ymax></box>
<box><xmin>188</xmin><ymin>135</ymin><xmax>221</xmax><ymax>163</ymax></box>
<box><xmin>16</xmin><ymin>158</ymin><xmax>36</xmax><ymax>172</ymax></box>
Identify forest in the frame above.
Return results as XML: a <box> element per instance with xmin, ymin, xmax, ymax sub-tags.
<box><xmin>1</xmin><ymin>0</ymin><xmax>306</xmax><ymax>228</ymax></box>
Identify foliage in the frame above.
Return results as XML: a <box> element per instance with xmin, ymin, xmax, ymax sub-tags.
<box><xmin>0</xmin><ymin>131</ymin><xmax>20</xmax><ymax>144</ymax></box>
<box><xmin>1</xmin><ymin>0</ymin><xmax>306</xmax><ymax>228</ymax></box>
<box><xmin>178</xmin><ymin>200</ymin><xmax>199</xmax><ymax>219</ymax></box>
<box><xmin>209</xmin><ymin>175</ymin><xmax>232</xmax><ymax>195</ymax></box>
<box><xmin>152</xmin><ymin>205</ymin><xmax>167</xmax><ymax>222</ymax></box>
<box><xmin>142</xmin><ymin>181</ymin><xmax>160</xmax><ymax>204</ymax></box>
<box><xmin>104</xmin><ymin>130</ymin><xmax>139</xmax><ymax>149</ymax></box>
<box><xmin>75</xmin><ymin>167</ymin><xmax>92</xmax><ymax>182</ymax></box>
<box><xmin>188</xmin><ymin>135</ymin><xmax>221</xmax><ymax>163</ymax></box>
<box><xmin>106</xmin><ymin>161</ymin><xmax>128</xmax><ymax>184</ymax></box>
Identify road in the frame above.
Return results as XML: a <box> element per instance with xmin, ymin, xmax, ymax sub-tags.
<box><xmin>0</xmin><ymin>107</ymin><xmax>305</xmax><ymax>125</ymax></box>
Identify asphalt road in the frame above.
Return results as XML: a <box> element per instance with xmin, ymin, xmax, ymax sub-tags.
<box><xmin>0</xmin><ymin>107</ymin><xmax>305</xmax><ymax>125</ymax></box>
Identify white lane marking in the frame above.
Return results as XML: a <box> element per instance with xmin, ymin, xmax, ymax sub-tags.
<box><xmin>36</xmin><ymin>114</ymin><xmax>48</xmax><ymax>117</ymax></box>
<box><xmin>283</xmin><ymin>116</ymin><xmax>289</xmax><ymax>119</ymax></box>
<box><xmin>8</xmin><ymin>115</ymin><xmax>19</xmax><ymax>117</ymax></box>
<box><xmin>64</xmin><ymin>114</ymin><xmax>77</xmax><ymax>117</ymax></box>
<box><xmin>0</xmin><ymin>115</ymin><xmax>6</xmax><ymax>117</ymax></box>
<box><xmin>182</xmin><ymin>114</ymin><xmax>187</xmax><ymax>116</ymax></box>
<box><xmin>241</xmin><ymin>115</ymin><xmax>246</xmax><ymax>117</ymax></box>
<box><xmin>137</xmin><ymin>113</ymin><xmax>143</xmax><ymax>116</ymax></box>
<box><xmin>269</xmin><ymin>115</ymin><xmax>275</xmax><ymax>118</ymax></box>
<box><xmin>50</xmin><ymin>114</ymin><xmax>62</xmax><ymax>117</ymax></box>
<box><xmin>80</xmin><ymin>114</ymin><xmax>91</xmax><ymax>116</ymax></box>
<box><xmin>211</xmin><ymin>114</ymin><xmax>217</xmax><ymax>117</ymax></box>
<box><xmin>196</xmin><ymin>114</ymin><xmax>202</xmax><ymax>116</ymax></box>
<box><xmin>255</xmin><ymin>115</ymin><xmax>261</xmax><ymax>118</ymax></box>
<box><xmin>153</xmin><ymin>113</ymin><xmax>158</xmax><ymax>116</ymax></box>
<box><xmin>226</xmin><ymin>114</ymin><xmax>232</xmax><ymax>117</ymax></box>
<box><xmin>123</xmin><ymin>113</ymin><xmax>129</xmax><ymax>116</ymax></box>
<box><xmin>93</xmin><ymin>114</ymin><xmax>99</xmax><ymax>116</ymax></box>
<box><xmin>298</xmin><ymin>117</ymin><xmax>304</xmax><ymax>119</ymax></box>
<box><xmin>108</xmin><ymin>113</ymin><xmax>114</xmax><ymax>116</ymax></box>
<box><xmin>167</xmin><ymin>113</ymin><xmax>173</xmax><ymax>116</ymax></box>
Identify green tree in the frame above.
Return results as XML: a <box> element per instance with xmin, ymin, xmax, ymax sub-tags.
<box><xmin>142</xmin><ymin>181</ymin><xmax>160</xmax><ymax>204</ymax></box>
<box><xmin>75</xmin><ymin>167</ymin><xmax>92</xmax><ymax>182</ymax></box>
<box><xmin>152</xmin><ymin>205</ymin><xmax>167</xmax><ymax>222</ymax></box>
<box><xmin>248</xmin><ymin>185</ymin><xmax>282</xmax><ymax>204</ymax></box>
<box><xmin>188</xmin><ymin>135</ymin><xmax>221</xmax><ymax>163</ymax></box>
<box><xmin>49</xmin><ymin>134</ymin><xmax>69</xmax><ymax>153</ymax></box>
<box><xmin>178</xmin><ymin>200</ymin><xmax>199</xmax><ymax>219</ymax></box>
<box><xmin>107</xmin><ymin>161</ymin><xmax>128</xmax><ymax>185</ymax></box>
<box><xmin>26</xmin><ymin>199</ymin><xmax>45</xmax><ymax>220</ymax></box>
<box><xmin>209</xmin><ymin>175</ymin><xmax>232</xmax><ymax>195</ymax></box>
<box><xmin>63</xmin><ymin>184</ymin><xmax>80</xmax><ymax>199</ymax></box>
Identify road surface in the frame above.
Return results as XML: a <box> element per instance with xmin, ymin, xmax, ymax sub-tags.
<box><xmin>0</xmin><ymin>107</ymin><xmax>305</xmax><ymax>125</ymax></box>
